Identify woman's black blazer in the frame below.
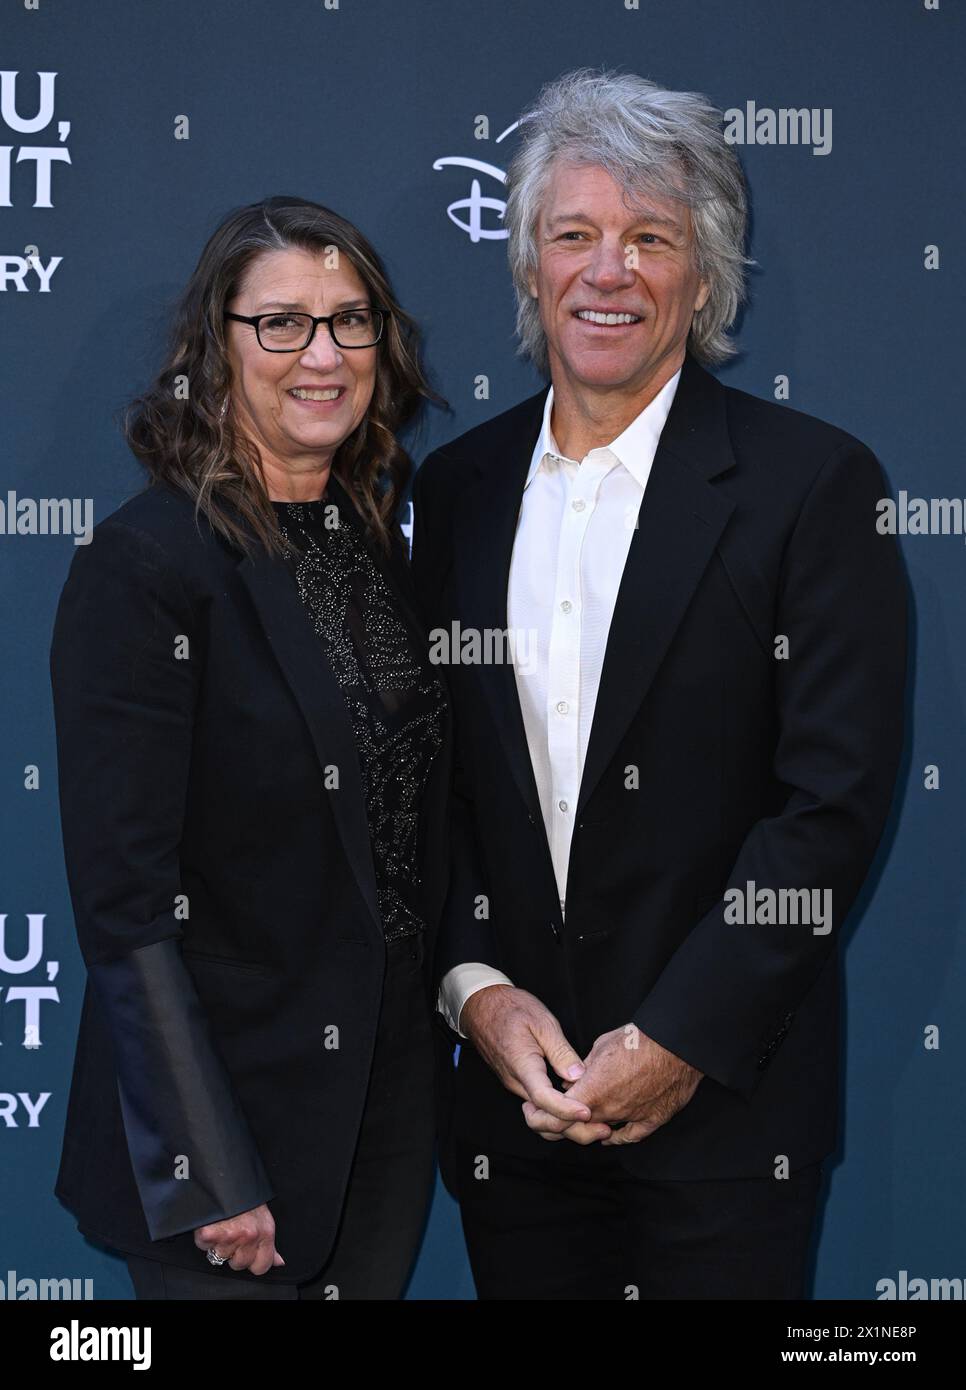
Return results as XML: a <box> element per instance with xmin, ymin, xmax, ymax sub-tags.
<box><xmin>49</xmin><ymin>479</ymin><xmax>451</xmax><ymax>1285</ymax></box>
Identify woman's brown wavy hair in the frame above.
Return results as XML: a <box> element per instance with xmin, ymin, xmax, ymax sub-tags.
<box><xmin>123</xmin><ymin>195</ymin><xmax>442</xmax><ymax>557</ymax></box>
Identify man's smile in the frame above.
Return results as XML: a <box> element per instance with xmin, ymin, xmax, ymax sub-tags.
<box><xmin>573</xmin><ymin>308</ymin><xmax>643</xmax><ymax>326</ymax></box>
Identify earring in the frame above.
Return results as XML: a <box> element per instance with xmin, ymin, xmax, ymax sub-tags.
<box><xmin>219</xmin><ymin>393</ymin><xmax>230</xmax><ymax>421</ymax></box>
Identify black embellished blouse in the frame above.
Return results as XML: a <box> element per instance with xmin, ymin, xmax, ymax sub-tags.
<box><xmin>271</xmin><ymin>475</ymin><xmax>446</xmax><ymax>943</ymax></box>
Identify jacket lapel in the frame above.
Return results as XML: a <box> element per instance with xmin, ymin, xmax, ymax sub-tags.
<box><xmin>325</xmin><ymin>473</ymin><xmax>429</xmax><ymax>647</ymax></box>
<box><xmin>325</xmin><ymin>474</ymin><xmax>455</xmax><ymax>928</ymax></box>
<box><xmin>452</xmin><ymin>390</ymin><xmax>550</xmax><ymax>830</ymax></box>
<box><xmin>236</xmin><ymin>548</ymin><xmax>382</xmax><ymax>939</ymax></box>
<box><xmin>576</xmin><ymin>357</ymin><xmax>737</xmax><ymax>816</ymax></box>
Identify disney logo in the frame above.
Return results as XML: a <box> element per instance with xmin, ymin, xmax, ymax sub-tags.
<box><xmin>432</xmin><ymin>120</ymin><xmax>520</xmax><ymax>242</ymax></box>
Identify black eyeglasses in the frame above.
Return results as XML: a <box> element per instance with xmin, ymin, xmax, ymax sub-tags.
<box><xmin>225</xmin><ymin>307</ymin><xmax>388</xmax><ymax>351</ymax></box>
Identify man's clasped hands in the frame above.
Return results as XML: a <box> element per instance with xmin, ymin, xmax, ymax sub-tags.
<box><xmin>459</xmin><ymin>984</ymin><xmax>704</xmax><ymax>1146</ymax></box>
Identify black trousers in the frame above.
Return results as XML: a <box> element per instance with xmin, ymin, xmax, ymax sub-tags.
<box><xmin>454</xmin><ymin>1139</ymin><xmax>823</xmax><ymax>1300</ymax></box>
<box><xmin>126</xmin><ymin>933</ymin><xmax>436</xmax><ymax>1301</ymax></box>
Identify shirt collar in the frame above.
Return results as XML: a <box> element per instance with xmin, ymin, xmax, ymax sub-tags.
<box><xmin>525</xmin><ymin>366</ymin><xmax>682</xmax><ymax>492</ymax></box>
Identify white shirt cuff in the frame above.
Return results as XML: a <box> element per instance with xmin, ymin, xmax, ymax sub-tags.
<box><xmin>438</xmin><ymin>963</ymin><xmax>515</xmax><ymax>1038</ymax></box>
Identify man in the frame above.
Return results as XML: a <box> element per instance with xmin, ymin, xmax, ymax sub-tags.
<box><xmin>411</xmin><ymin>69</ymin><xmax>907</xmax><ymax>1300</ymax></box>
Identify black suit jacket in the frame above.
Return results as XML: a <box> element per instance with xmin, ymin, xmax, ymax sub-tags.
<box><xmin>50</xmin><ymin>478</ymin><xmax>451</xmax><ymax>1285</ymax></box>
<box><xmin>411</xmin><ymin>352</ymin><xmax>907</xmax><ymax>1181</ymax></box>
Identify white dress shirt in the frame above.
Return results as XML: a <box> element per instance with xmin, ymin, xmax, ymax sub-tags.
<box><xmin>438</xmin><ymin>369</ymin><xmax>682</xmax><ymax>1034</ymax></box>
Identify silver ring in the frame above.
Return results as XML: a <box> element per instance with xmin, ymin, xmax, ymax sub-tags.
<box><xmin>206</xmin><ymin>1248</ymin><xmax>228</xmax><ymax>1266</ymax></box>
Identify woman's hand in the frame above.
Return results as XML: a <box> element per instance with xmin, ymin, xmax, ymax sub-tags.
<box><xmin>193</xmin><ymin>1204</ymin><xmax>285</xmax><ymax>1275</ymax></box>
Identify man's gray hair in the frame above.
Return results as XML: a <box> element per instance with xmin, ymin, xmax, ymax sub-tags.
<box><xmin>505</xmin><ymin>68</ymin><xmax>753</xmax><ymax>374</ymax></box>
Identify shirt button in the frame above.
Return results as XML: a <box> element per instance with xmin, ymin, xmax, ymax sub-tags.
<box><xmin>572</xmin><ymin>499</ymin><xmax>586</xmax><ymax>512</ymax></box>
<box><xmin>558</xmin><ymin>799</ymin><xmax>568</xmax><ymax>812</ymax></box>
<box><xmin>556</xmin><ymin>700</ymin><xmax>569</xmax><ymax>715</ymax></box>
<box><xmin>560</xmin><ymin>600</ymin><xmax>573</xmax><ymax>613</ymax></box>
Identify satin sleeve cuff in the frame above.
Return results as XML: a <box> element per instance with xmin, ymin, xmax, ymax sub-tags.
<box><xmin>88</xmin><ymin>937</ymin><xmax>276</xmax><ymax>1240</ymax></box>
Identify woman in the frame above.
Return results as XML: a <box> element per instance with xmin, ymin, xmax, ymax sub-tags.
<box><xmin>50</xmin><ymin>196</ymin><xmax>451</xmax><ymax>1300</ymax></box>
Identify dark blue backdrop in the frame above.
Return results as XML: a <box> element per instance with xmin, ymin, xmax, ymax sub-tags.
<box><xmin>1</xmin><ymin>0</ymin><xmax>962</xmax><ymax>1301</ymax></box>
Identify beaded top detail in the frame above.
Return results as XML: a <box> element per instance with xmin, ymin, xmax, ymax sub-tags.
<box><xmin>271</xmin><ymin>477</ymin><xmax>445</xmax><ymax>942</ymax></box>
